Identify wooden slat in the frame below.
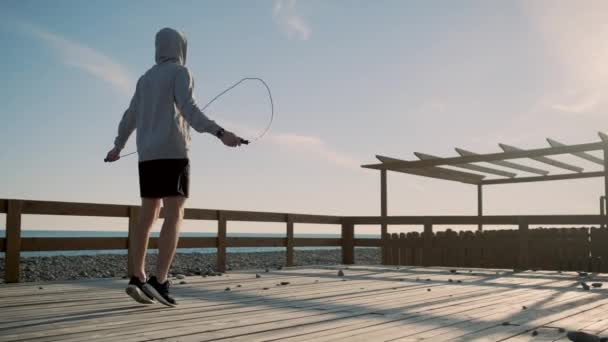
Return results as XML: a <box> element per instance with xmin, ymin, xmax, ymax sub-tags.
<box><xmin>500</xmin><ymin>143</ymin><xmax>584</xmax><ymax>173</ymax></box>
<box><xmin>182</xmin><ymin>208</ymin><xmax>218</xmax><ymax>220</ymax></box>
<box><xmin>288</xmin><ymin>214</ymin><xmax>342</xmax><ymax>224</ymax></box>
<box><xmin>345</xmin><ymin>214</ymin><xmax>607</xmax><ymax>225</ymax></box>
<box><xmin>547</xmin><ymin>138</ymin><xmax>604</xmax><ymax>165</ymax></box>
<box><xmin>293</xmin><ymin>238</ymin><xmax>341</xmax><ymax>246</ymax></box>
<box><xmin>342</xmin><ymin>223</ymin><xmax>354</xmax><ymax>264</ymax></box>
<box><xmin>223</xmin><ymin>210</ymin><xmax>287</xmax><ymax>222</ymax></box>
<box><xmin>415</xmin><ymin>152</ymin><xmax>516</xmax><ymax>178</ymax></box>
<box><xmin>21</xmin><ymin>200</ymin><xmax>130</xmax><ymax>217</ymax></box>
<box><xmin>363</xmin><ymin>141</ymin><xmax>605</xmax><ymax>170</ymax></box>
<box><xmin>376</xmin><ymin>156</ymin><xmax>484</xmax><ymax>184</ymax></box>
<box><xmin>286</xmin><ymin>215</ymin><xmax>294</xmax><ymax>266</ymax></box>
<box><xmin>0</xmin><ymin>238</ymin><xmax>4</xmax><ymax>252</ymax></box>
<box><xmin>226</xmin><ymin>237</ymin><xmax>285</xmax><ymax>248</ymax></box>
<box><xmin>217</xmin><ymin>211</ymin><xmax>227</xmax><ymax>273</ymax></box>
<box><xmin>482</xmin><ymin>171</ymin><xmax>604</xmax><ymax>185</ymax></box>
<box><xmin>6</xmin><ymin>200</ymin><xmax>23</xmax><ymax>283</ymax></box>
<box><xmin>381</xmin><ymin>169</ymin><xmax>388</xmax><ymax>265</ymax></box>
<box><xmin>19</xmin><ymin>237</ymin><xmax>218</xmax><ymax>251</ymax></box>
<box><xmin>127</xmin><ymin>206</ymin><xmax>138</xmax><ymax>277</ymax></box>
<box><xmin>354</xmin><ymin>238</ymin><xmax>382</xmax><ymax>247</ymax></box>
<box><xmin>0</xmin><ymin>199</ymin><xmax>6</xmax><ymax>214</ymax></box>
<box><xmin>456</xmin><ymin>147</ymin><xmax>550</xmax><ymax>175</ymax></box>
<box><xmin>21</xmin><ymin>237</ymin><xmax>128</xmax><ymax>251</ymax></box>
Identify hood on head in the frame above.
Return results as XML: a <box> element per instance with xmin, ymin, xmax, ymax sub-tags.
<box><xmin>155</xmin><ymin>28</ymin><xmax>187</xmax><ymax>65</ymax></box>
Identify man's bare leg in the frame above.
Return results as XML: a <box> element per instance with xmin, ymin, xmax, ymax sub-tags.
<box><xmin>131</xmin><ymin>198</ymin><xmax>161</xmax><ymax>282</ymax></box>
<box><xmin>156</xmin><ymin>196</ymin><xmax>186</xmax><ymax>284</ymax></box>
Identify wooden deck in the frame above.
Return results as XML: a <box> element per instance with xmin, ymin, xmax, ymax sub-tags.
<box><xmin>2</xmin><ymin>266</ymin><xmax>608</xmax><ymax>341</ymax></box>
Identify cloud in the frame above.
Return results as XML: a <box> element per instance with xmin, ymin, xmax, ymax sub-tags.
<box><xmin>220</xmin><ymin>119</ymin><xmax>360</xmax><ymax>169</ymax></box>
<box><xmin>270</xmin><ymin>133</ymin><xmax>360</xmax><ymax>169</ymax></box>
<box><xmin>273</xmin><ymin>0</ymin><xmax>311</xmax><ymax>41</ymax></box>
<box><xmin>522</xmin><ymin>1</ymin><xmax>608</xmax><ymax>114</ymax></box>
<box><xmin>16</xmin><ymin>20</ymin><xmax>133</xmax><ymax>95</ymax></box>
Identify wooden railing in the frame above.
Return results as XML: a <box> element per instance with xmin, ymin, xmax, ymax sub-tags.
<box><xmin>0</xmin><ymin>199</ymin><xmax>359</xmax><ymax>283</ymax></box>
<box><xmin>2</xmin><ymin>198</ymin><xmax>608</xmax><ymax>283</ymax></box>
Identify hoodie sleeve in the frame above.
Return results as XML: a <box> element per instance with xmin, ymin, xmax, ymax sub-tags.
<box><xmin>174</xmin><ymin>67</ymin><xmax>222</xmax><ymax>134</ymax></box>
<box><xmin>113</xmin><ymin>85</ymin><xmax>138</xmax><ymax>151</ymax></box>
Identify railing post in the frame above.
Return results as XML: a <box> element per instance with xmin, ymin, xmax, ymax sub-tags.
<box><xmin>423</xmin><ymin>220</ymin><xmax>433</xmax><ymax>267</ymax></box>
<box><xmin>518</xmin><ymin>218</ymin><xmax>529</xmax><ymax>270</ymax></box>
<box><xmin>342</xmin><ymin>221</ymin><xmax>355</xmax><ymax>265</ymax></box>
<box><xmin>127</xmin><ymin>205</ymin><xmax>139</xmax><ymax>277</ymax></box>
<box><xmin>217</xmin><ymin>211</ymin><xmax>227</xmax><ymax>273</ymax></box>
<box><xmin>286</xmin><ymin>214</ymin><xmax>294</xmax><ymax>267</ymax></box>
<box><xmin>380</xmin><ymin>169</ymin><xmax>388</xmax><ymax>264</ymax></box>
<box><xmin>6</xmin><ymin>200</ymin><xmax>23</xmax><ymax>283</ymax></box>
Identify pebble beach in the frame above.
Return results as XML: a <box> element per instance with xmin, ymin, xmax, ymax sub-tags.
<box><xmin>1</xmin><ymin>248</ymin><xmax>381</xmax><ymax>283</ymax></box>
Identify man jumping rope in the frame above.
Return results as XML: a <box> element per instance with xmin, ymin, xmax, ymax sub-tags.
<box><xmin>105</xmin><ymin>27</ymin><xmax>244</xmax><ymax>306</ymax></box>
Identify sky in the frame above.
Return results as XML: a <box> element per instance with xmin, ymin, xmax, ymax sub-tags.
<box><xmin>2</xmin><ymin>0</ymin><xmax>608</xmax><ymax>235</ymax></box>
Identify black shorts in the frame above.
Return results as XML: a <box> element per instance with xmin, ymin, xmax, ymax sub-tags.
<box><xmin>138</xmin><ymin>159</ymin><xmax>190</xmax><ymax>198</ymax></box>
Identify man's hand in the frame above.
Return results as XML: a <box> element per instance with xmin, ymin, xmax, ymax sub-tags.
<box><xmin>221</xmin><ymin>131</ymin><xmax>243</xmax><ymax>147</ymax></box>
<box><xmin>105</xmin><ymin>147</ymin><xmax>121</xmax><ymax>162</ymax></box>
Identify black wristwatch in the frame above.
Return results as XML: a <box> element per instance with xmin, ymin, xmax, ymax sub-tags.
<box><xmin>215</xmin><ymin>127</ymin><xmax>225</xmax><ymax>139</ymax></box>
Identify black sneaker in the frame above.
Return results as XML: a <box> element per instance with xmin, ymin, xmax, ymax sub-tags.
<box><xmin>126</xmin><ymin>276</ymin><xmax>155</xmax><ymax>304</ymax></box>
<box><xmin>142</xmin><ymin>276</ymin><xmax>177</xmax><ymax>307</ymax></box>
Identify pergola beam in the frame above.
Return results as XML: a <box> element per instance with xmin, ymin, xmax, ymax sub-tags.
<box><xmin>455</xmin><ymin>148</ymin><xmax>549</xmax><ymax>176</ymax></box>
<box><xmin>363</xmin><ymin>141</ymin><xmax>603</xmax><ymax>170</ymax></box>
<box><xmin>547</xmin><ymin>138</ymin><xmax>603</xmax><ymax>165</ymax></box>
<box><xmin>499</xmin><ymin>143</ymin><xmax>584</xmax><ymax>173</ymax></box>
<box><xmin>482</xmin><ymin>171</ymin><xmax>604</xmax><ymax>185</ymax></box>
<box><xmin>415</xmin><ymin>152</ymin><xmax>516</xmax><ymax>178</ymax></box>
<box><xmin>374</xmin><ymin>156</ymin><xmax>484</xmax><ymax>184</ymax></box>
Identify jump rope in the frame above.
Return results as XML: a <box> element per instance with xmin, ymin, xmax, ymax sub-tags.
<box><xmin>105</xmin><ymin>77</ymin><xmax>274</xmax><ymax>162</ymax></box>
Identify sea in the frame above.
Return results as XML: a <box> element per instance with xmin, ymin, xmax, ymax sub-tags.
<box><xmin>0</xmin><ymin>230</ymin><xmax>380</xmax><ymax>257</ymax></box>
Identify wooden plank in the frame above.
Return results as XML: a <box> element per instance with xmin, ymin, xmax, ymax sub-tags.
<box><xmin>182</xmin><ymin>208</ymin><xmax>218</xmax><ymax>220</ymax></box>
<box><xmin>548</xmin><ymin>138</ymin><xmax>604</xmax><ymax>165</ymax></box>
<box><xmin>500</xmin><ymin>143</ymin><xmax>584</xmax><ymax>173</ymax></box>
<box><xmin>341</xmin><ymin>223</ymin><xmax>354</xmax><ymax>264</ymax></box>
<box><xmin>363</xmin><ymin>141</ymin><xmax>604</xmax><ymax>170</ymax></box>
<box><xmin>0</xmin><ymin>199</ymin><xmax>6</xmax><ymax>214</ymax></box>
<box><xmin>21</xmin><ymin>200</ymin><xmax>129</xmax><ymax>217</ymax></box>
<box><xmin>518</xmin><ymin>220</ymin><xmax>529</xmax><ymax>269</ymax></box>
<box><xmin>354</xmin><ymin>239</ymin><xmax>381</xmax><ymax>247</ymax></box>
<box><xmin>293</xmin><ymin>238</ymin><xmax>341</xmax><ymax>247</ymax></box>
<box><xmin>482</xmin><ymin>171</ymin><xmax>604</xmax><ymax>185</ymax></box>
<box><xmin>456</xmin><ymin>147</ymin><xmax>550</xmax><ymax>175</ymax></box>
<box><xmin>415</xmin><ymin>152</ymin><xmax>516</xmax><ymax>178</ymax></box>
<box><xmin>478</xmin><ymin>184</ymin><xmax>483</xmax><ymax>231</ymax></box>
<box><xmin>225</xmin><ymin>237</ymin><xmax>286</xmax><ymax>248</ymax></box>
<box><xmin>6</xmin><ymin>200</ymin><xmax>23</xmax><ymax>283</ymax></box>
<box><xmin>127</xmin><ymin>206</ymin><xmax>138</xmax><ymax>277</ymax></box>
<box><xmin>423</xmin><ymin>222</ymin><xmax>433</xmax><ymax>267</ymax></box>
<box><xmin>381</xmin><ymin>169</ymin><xmax>388</xmax><ymax>265</ymax></box>
<box><xmin>286</xmin><ymin>215</ymin><xmax>294</xmax><ymax>266</ymax></box>
<box><xmin>376</xmin><ymin>155</ymin><xmax>484</xmax><ymax>184</ymax></box>
<box><xmin>19</xmin><ymin>237</ymin><xmax>218</xmax><ymax>251</ymax></box>
<box><xmin>289</xmin><ymin>214</ymin><xmax>342</xmax><ymax>225</ymax></box>
<box><xmin>345</xmin><ymin>214</ymin><xmax>607</xmax><ymax>225</ymax></box>
<box><xmin>223</xmin><ymin>210</ymin><xmax>287</xmax><ymax>222</ymax></box>
<box><xmin>217</xmin><ymin>211</ymin><xmax>227</xmax><ymax>273</ymax></box>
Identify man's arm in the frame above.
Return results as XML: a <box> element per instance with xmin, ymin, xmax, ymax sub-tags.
<box><xmin>105</xmin><ymin>84</ymin><xmax>138</xmax><ymax>162</ymax></box>
<box><xmin>114</xmin><ymin>91</ymin><xmax>138</xmax><ymax>152</ymax></box>
<box><xmin>174</xmin><ymin>67</ymin><xmax>222</xmax><ymax>135</ymax></box>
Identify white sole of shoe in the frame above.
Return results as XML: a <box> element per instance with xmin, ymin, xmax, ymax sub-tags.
<box><xmin>126</xmin><ymin>285</ymin><xmax>155</xmax><ymax>304</ymax></box>
<box><xmin>142</xmin><ymin>284</ymin><xmax>176</xmax><ymax>307</ymax></box>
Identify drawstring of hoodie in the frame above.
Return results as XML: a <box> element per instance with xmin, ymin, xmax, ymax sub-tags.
<box><xmin>115</xmin><ymin>77</ymin><xmax>274</xmax><ymax>160</ymax></box>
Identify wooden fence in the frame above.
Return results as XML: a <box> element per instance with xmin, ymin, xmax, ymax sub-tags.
<box><xmin>2</xmin><ymin>198</ymin><xmax>608</xmax><ymax>283</ymax></box>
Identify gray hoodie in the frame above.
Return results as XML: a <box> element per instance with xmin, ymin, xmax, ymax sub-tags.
<box><xmin>113</xmin><ymin>27</ymin><xmax>222</xmax><ymax>161</ymax></box>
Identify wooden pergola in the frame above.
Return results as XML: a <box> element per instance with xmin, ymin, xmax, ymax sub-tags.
<box><xmin>362</xmin><ymin>132</ymin><xmax>608</xmax><ymax>233</ymax></box>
